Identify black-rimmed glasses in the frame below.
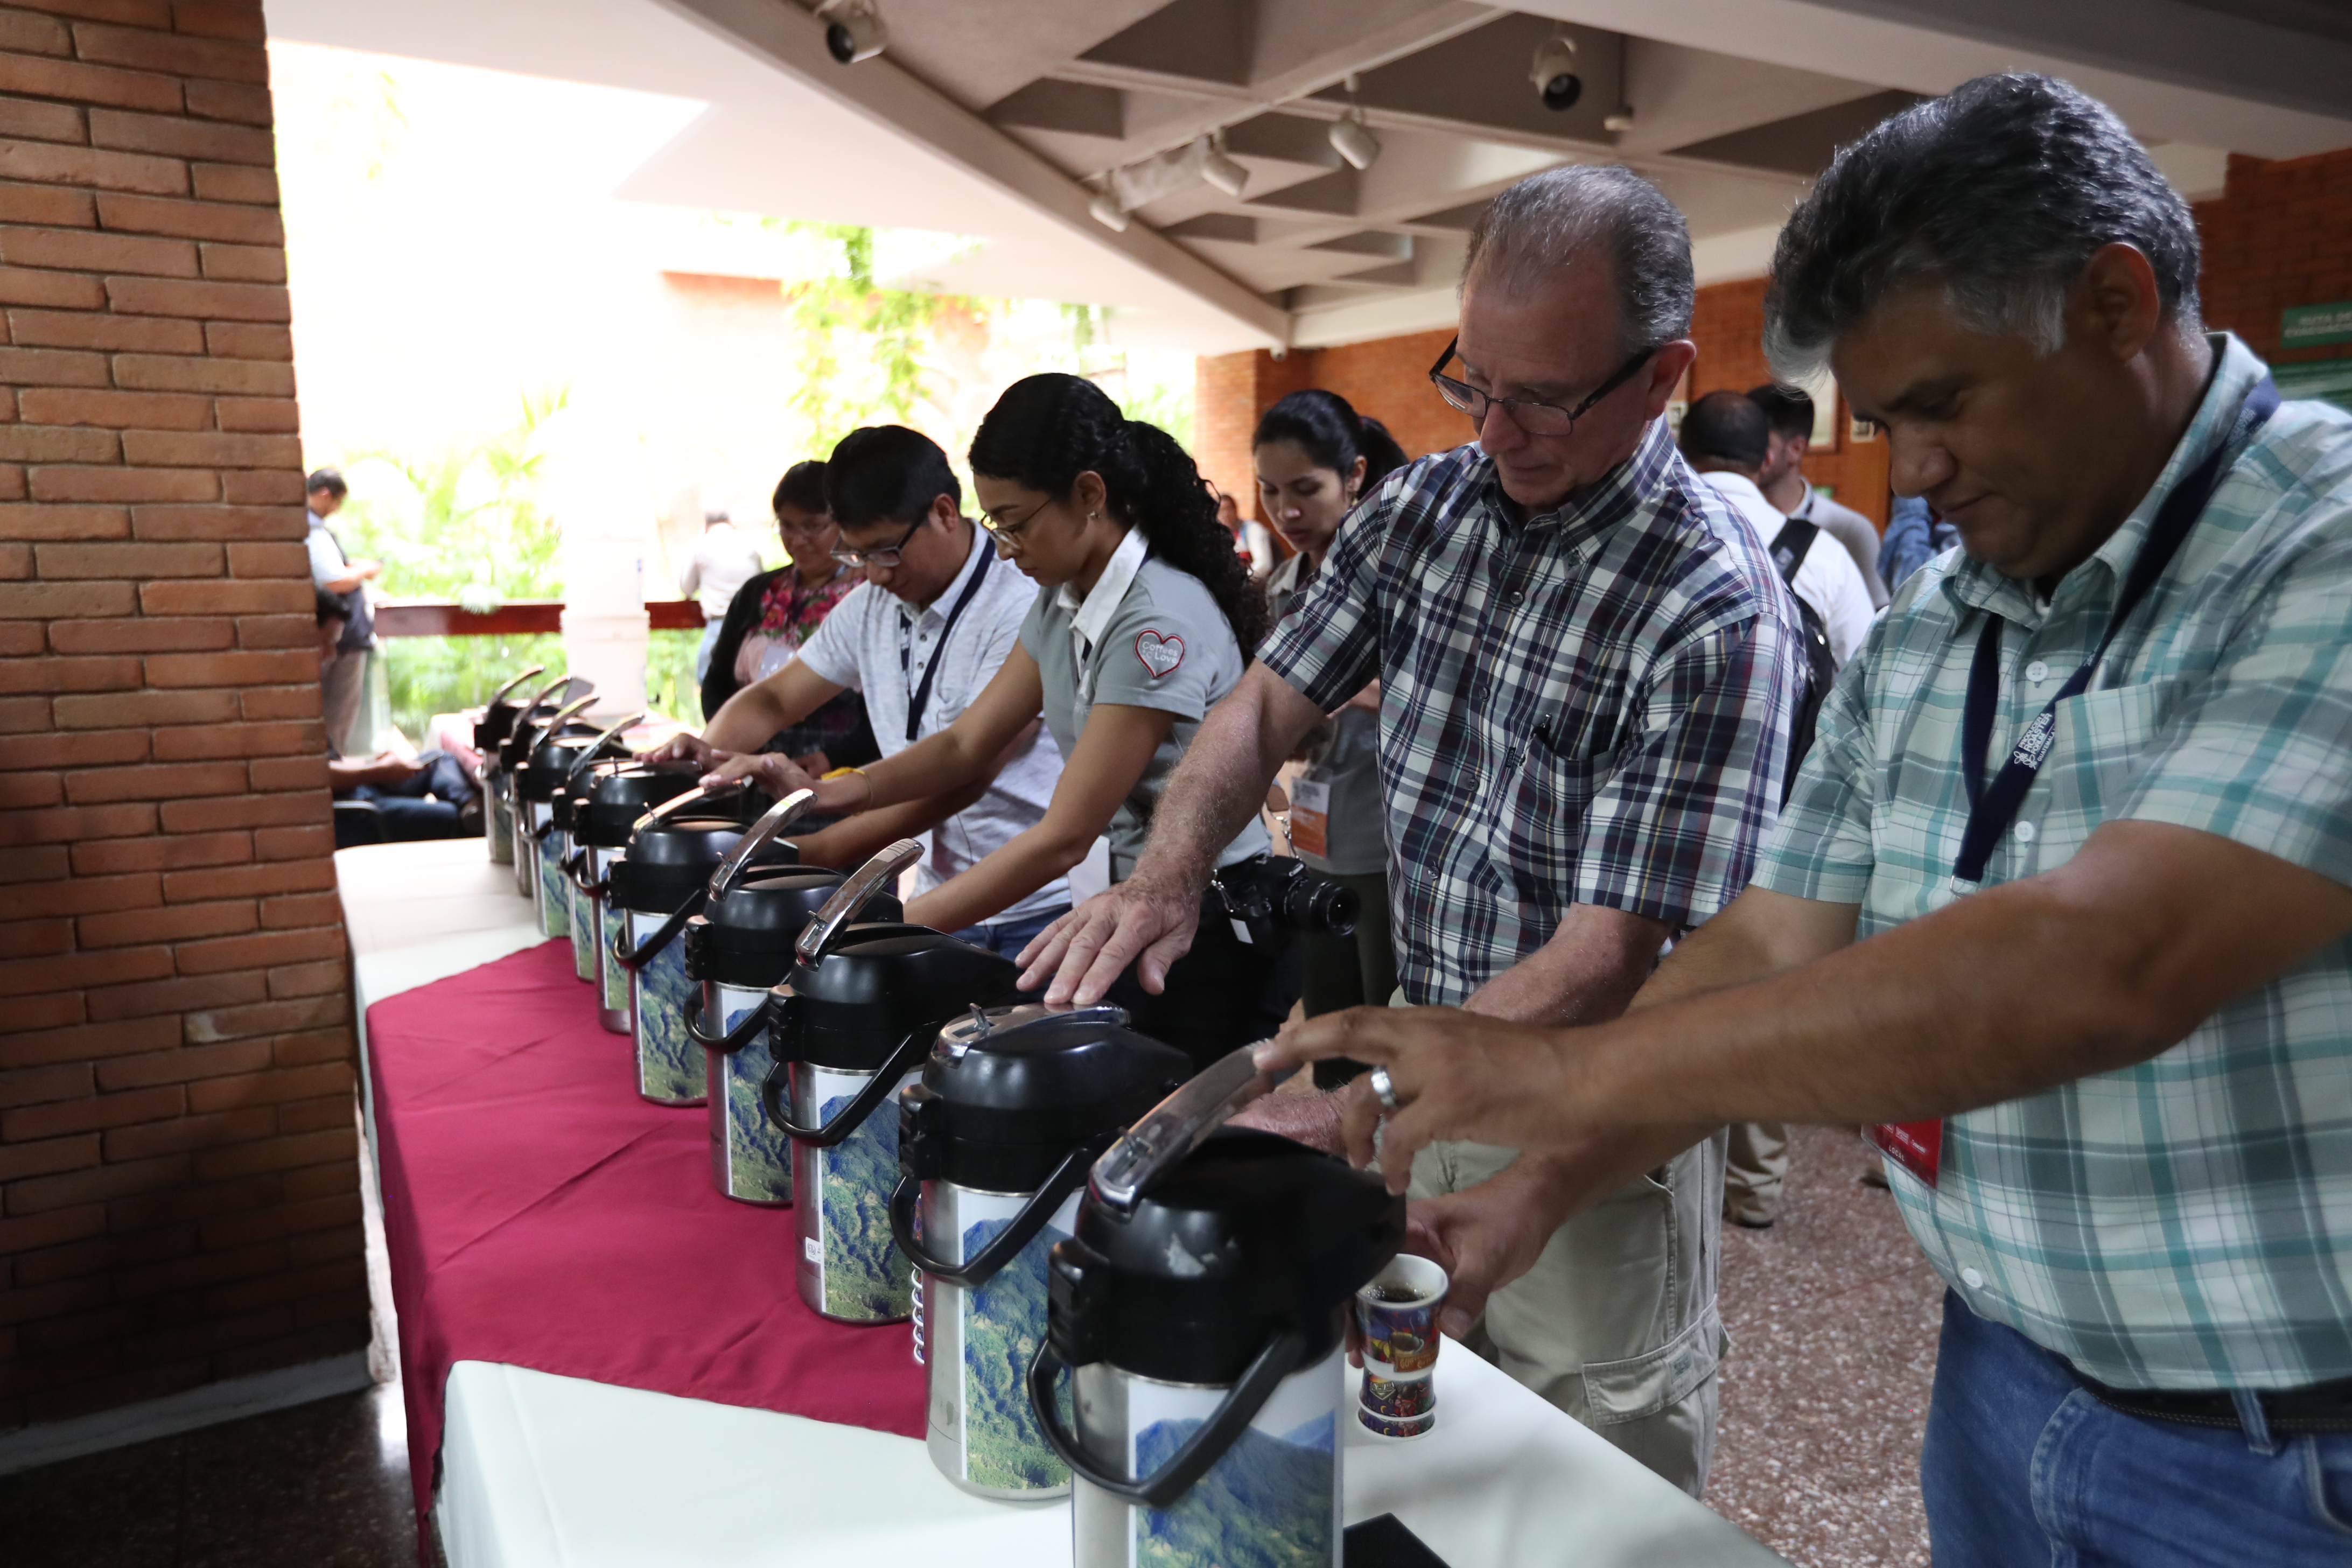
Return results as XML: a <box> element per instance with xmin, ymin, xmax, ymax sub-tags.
<box><xmin>1428</xmin><ymin>337</ymin><xmax>1657</xmax><ymax>437</ymax></box>
<box><xmin>830</xmin><ymin>517</ymin><xmax>923</xmax><ymax>569</ymax></box>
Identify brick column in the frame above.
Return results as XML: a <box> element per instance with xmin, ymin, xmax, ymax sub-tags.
<box><xmin>0</xmin><ymin>0</ymin><xmax>366</xmax><ymax>1431</ymax></box>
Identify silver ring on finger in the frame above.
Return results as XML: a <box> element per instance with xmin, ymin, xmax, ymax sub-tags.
<box><xmin>1369</xmin><ymin>1065</ymin><xmax>1401</xmax><ymax>1114</ymax></box>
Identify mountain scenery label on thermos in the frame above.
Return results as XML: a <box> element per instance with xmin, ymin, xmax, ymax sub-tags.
<box><xmin>800</xmin><ymin>1066</ymin><xmax>917</xmax><ymax>1321</ymax></box>
<box><xmin>1124</xmin><ymin>1348</ymin><xmax>1346</xmax><ymax>1568</ymax></box>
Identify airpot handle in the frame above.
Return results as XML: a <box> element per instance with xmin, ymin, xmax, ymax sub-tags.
<box><xmin>795</xmin><ymin>838</ymin><xmax>921</xmax><ymax>968</ymax></box>
<box><xmin>708</xmin><ymin>789</ymin><xmax>815</xmax><ymax>902</ymax></box>
<box><xmin>1089</xmin><ymin>1042</ymin><xmax>1296</xmax><ymax>1213</ymax></box>
<box><xmin>632</xmin><ymin>775</ymin><xmax>747</xmax><ymax>835</ymax></box>
<box><xmin>528</xmin><ymin>694</ymin><xmax>597</xmax><ymax>759</ymax></box>
<box><xmin>485</xmin><ymin>666</ymin><xmax>547</xmax><ymax>707</ymax></box>
<box><xmin>565</xmin><ymin>712</ymin><xmax>644</xmax><ymax>782</ymax></box>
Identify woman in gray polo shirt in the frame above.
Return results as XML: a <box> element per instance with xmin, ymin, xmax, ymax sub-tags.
<box><xmin>783</xmin><ymin>374</ymin><xmax>1292</xmax><ymax>1064</ymax></box>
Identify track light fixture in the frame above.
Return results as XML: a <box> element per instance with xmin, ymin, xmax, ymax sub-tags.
<box><xmin>1201</xmin><ymin>132</ymin><xmax>1249</xmax><ymax>198</ymax></box>
<box><xmin>1531</xmin><ymin>32</ymin><xmax>1580</xmax><ymax>111</ymax></box>
<box><xmin>1328</xmin><ymin>75</ymin><xmax>1381</xmax><ymax>171</ymax></box>
<box><xmin>1603</xmin><ymin>103</ymin><xmax>1636</xmax><ymax>133</ymax></box>
<box><xmin>819</xmin><ymin>0</ymin><xmax>887</xmax><ymax>64</ymax></box>
<box><xmin>1088</xmin><ymin>188</ymin><xmax>1131</xmax><ymax>232</ymax></box>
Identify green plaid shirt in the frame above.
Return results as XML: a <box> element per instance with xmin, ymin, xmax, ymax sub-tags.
<box><xmin>1757</xmin><ymin>335</ymin><xmax>2352</xmax><ymax>1389</ymax></box>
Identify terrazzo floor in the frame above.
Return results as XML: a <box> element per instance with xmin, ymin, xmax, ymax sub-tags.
<box><xmin>1708</xmin><ymin>1122</ymin><xmax>1943</xmax><ymax>1566</ymax></box>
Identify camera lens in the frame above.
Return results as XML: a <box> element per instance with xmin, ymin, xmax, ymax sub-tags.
<box><xmin>826</xmin><ymin>20</ymin><xmax>857</xmax><ymax>62</ymax></box>
<box><xmin>1280</xmin><ymin>873</ymin><xmax>1360</xmax><ymax>937</ymax></box>
<box><xmin>1542</xmin><ymin>73</ymin><xmax>1581</xmax><ymax>111</ymax></box>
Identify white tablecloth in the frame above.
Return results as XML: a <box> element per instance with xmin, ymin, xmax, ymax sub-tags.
<box><xmin>338</xmin><ymin>839</ymin><xmax>1786</xmax><ymax>1568</ymax></box>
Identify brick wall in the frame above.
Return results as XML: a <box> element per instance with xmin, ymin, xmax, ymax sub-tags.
<box><xmin>2197</xmin><ymin>149</ymin><xmax>2352</xmax><ymax>369</ymax></box>
<box><xmin>0</xmin><ymin>0</ymin><xmax>366</xmax><ymax>1432</ymax></box>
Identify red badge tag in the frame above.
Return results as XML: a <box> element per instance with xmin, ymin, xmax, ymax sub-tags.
<box><xmin>1133</xmin><ymin>630</ymin><xmax>1185</xmax><ymax>679</ymax></box>
<box><xmin>1866</xmin><ymin>1119</ymin><xmax>1943</xmax><ymax>1188</ymax></box>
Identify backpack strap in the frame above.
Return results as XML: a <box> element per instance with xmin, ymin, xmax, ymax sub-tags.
<box><xmin>1769</xmin><ymin>518</ymin><xmax>1819</xmax><ymax>586</ymax></box>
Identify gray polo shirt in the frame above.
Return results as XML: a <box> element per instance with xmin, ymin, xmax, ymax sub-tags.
<box><xmin>1019</xmin><ymin>526</ymin><xmax>1268</xmax><ymax>880</ymax></box>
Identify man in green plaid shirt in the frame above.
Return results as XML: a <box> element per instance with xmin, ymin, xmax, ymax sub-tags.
<box><xmin>1266</xmin><ymin>74</ymin><xmax>2352</xmax><ymax>1565</ymax></box>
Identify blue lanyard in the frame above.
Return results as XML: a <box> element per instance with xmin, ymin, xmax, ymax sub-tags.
<box><xmin>1953</xmin><ymin>376</ymin><xmax>2277</xmax><ymax>885</ymax></box>
<box><xmin>900</xmin><ymin>544</ymin><xmax>992</xmax><ymax>742</ymax></box>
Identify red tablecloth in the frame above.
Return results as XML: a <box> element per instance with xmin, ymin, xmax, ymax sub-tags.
<box><xmin>365</xmin><ymin>940</ymin><xmax>925</xmax><ymax>1544</ymax></box>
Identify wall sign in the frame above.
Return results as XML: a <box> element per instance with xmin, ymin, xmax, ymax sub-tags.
<box><xmin>2280</xmin><ymin>301</ymin><xmax>2352</xmax><ymax>349</ymax></box>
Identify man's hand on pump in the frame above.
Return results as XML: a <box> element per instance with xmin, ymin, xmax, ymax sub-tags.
<box><xmin>1016</xmin><ymin>864</ymin><xmax>1206</xmax><ymax>1004</ymax></box>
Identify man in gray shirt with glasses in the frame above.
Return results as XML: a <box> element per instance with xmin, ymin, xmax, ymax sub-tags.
<box><xmin>660</xmin><ymin>425</ymin><xmax>1068</xmax><ymax>951</ymax></box>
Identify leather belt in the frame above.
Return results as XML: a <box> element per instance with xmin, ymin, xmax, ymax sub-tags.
<box><xmin>2081</xmin><ymin>1371</ymin><xmax>2352</xmax><ymax>1434</ymax></box>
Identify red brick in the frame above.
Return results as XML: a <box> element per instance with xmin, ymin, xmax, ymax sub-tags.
<box><xmin>66</xmin><ymin>758</ymin><xmax>246</xmax><ymax>804</ymax></box>
<box><xmin>192</xmin><ymin>1125</ymin><xmax>349</xmax><ymax>1181</ymax></box>
<box><xmin>92</xmin><ymin>188</ymin><xmax>275</xmax><ymax>243</ymax></box>
<box><xmin>0</xmin><ymin>651</ymin><xmax>136</xmax><ymax>691</ymax></box>
<box><xmin>164</xmin><ymin>858</ymin><xmax>330</xmax><ymax>904</ymax></box>
<box><xmin>281</xmin><ymin>1160</ymin><xmax>354</xmax><ymax>1202</ymax></box>
<box><xmin>28</xmin><ymin>464</ymin><xmax>218</xmax><ymax>503</ymax></box>
<box><xmin>150</xmin><ymin>719</ymin><xmax>316</xmax><ymax>762</ymax></box>
<box><xmin>181</xmin><ymin>74</ymin><xmax>268</xmax><ymax>125</ymax></box>
<box><xmin>0</xmin><ymin>467</ymin><xmax>24</xmax><ymax>505</ymax></box>
<box><xmin>0</xmin><ymin>1082</ymin><xmax>180</xmax><ymax>1142</ymax></box>
<box><xmin>247</xmin><ymin>756</ymin><xmax>328</xmax><ymax>795</ymax></box>
<box><xmin>103</xmin><ymin>274</ymin><xmax>288</xmax><ymax>323</ymax></box>
<box><xmin>82</xmin><ymin>967</ymin><xmax>264</xmax><ymax>1023</ymax></box>
<box><xmin>182</xmin><ymin>994</ymin><xmax>339</xmax><ymax>1042</ymax></box>
<box><xmin>15</xmin><ymin>1224</ymin><xmax>194</xmax><ymax>1287</ymax></box>
<box><xmin>72</xmin><ymin>20</ymin><xmax>269</xmax><ymax>83</ymax></box>
<box><xmin>8</xmin><ymin>870</ymin><xmax>157</xmax><ymax>918</ymax></box>
<box><xmin>186</xmin><ymin>1060</ymin><xmax>348</xmax><ymax>1114</ymax></box>
<box><xmin>171</xmin><ymin>924</ymin><xmax>340</xmax><ymax>976</ymax></box>
<box><xmin>0</xmin><ymin>222</ymin><xmax>196</xmax><ymax>276</ymax></box>
<box><xmin>104</xmin><ymin>1103</ymin><xmax>276</xmax><ymax>1161</ymax></box>
<box><xmin>94</xmin><ymin>1037</ymin><xmax>269</xmax><ymax>1091</ymax></box>
<box><xmin>200</xmin><ymin>1193</ymin><xmax>358</xmax><ymax>1252</ymax></box>
<box><xmin>0</xmin><ymin>979</ymin><xmax>76</xmax><ymax>1027</ymax></box>
<box><xmin>102</xmin><ymin>1169</ymin><xmax>275</xmax><ymax>1232</ymax></box>
<box><xmin>0</xmin><ymin>344</ymin><xmax>109</xmax><ymax>386</ymax></box>
<box><xmin>0</xmin><ymin>422</ymin><xmax>121</xmax><ymax>461</ymax></box>
<box><xmin>267</xmin><ymin>1026</ymin><xmax>351</xmax><ymax>1067</ymax></box>
<box><xmin>0</xmin><ymin>265</ymin><xmax>103</xmax><ymax>308</ymax></box>
<box><xmin>140</xmin><ymin>577</ymin><xmax>305</xmax><ymax>615</ymax></box>
<box><xmin>51</xmin><ymin>615</ymin><xmax>227</xmax><ymax>652</ymax></box>
<box><xmin>156</xmin><ymin>790</ymin><xmax>323</xmax><ymax>835</ymax></box>
<box><xmin>0</xmin><ymin>579</ymin><xmax>133</xmax><ymax>617</ymax></box>
<box><xmin>132</xmin><ymin>502</ymin><xmax>297</xmax><ymax>541</ymax></box>
<box><xmin>0</xmin><ymin>8</ymin><xmax>74</xmax><ymax>55</ymax></box>
<box><xmin>0</xmin><ymin>1132</ymin><xmax>99</xmax><ymax>1182</ymax></box>
<box><xmin>0</xmin><ymin>692</ymin><xmax>53</xmax><ymax>730</ymax></box>
<box><xmin>8</xmin><ymin>1152</ymin><xmax>192</xmax><ymax>1215</ymax></box>
<box><xmin>0</xmin><ymin>57</ymin><xmax>179</xmax><ymax>118</ymax></box>
<box><xmin>0</xmin><ymin>1061</ymin><xmax>93</xmax><ymax>1108</ymax></box>
<box><xmin>0</xmin><ymin>130</ymin><xmax>182</xmax><ymax>193</ymax></box>
<box><xmin>0</xmin><ymin>94</ymin><xmax>83</xmax><ymax>145</ymax></box>
<box><xmin>0</xmin><ymin>1204</ymin><xmax>104</xmax><ymax>1256</ymax></box>
<box><xmin>221</xmin><ymin>543</ymin><xmax>302</xmax><ymax>580</ymax></box>
<box><xmin>52</xmin><ymin>688</ymin><xmax>234</xmax><ymax>729</ymax></box>
<box><xmin>238</xmin><ymin>684</ymin><xmax>320</xmax><ymax>722</ymax></box>
<box><xmin>171</xmin><ymin>0</ymin><xmax>266</xmax><ymax>41</ymax></box>
<box><xmin>196</xmin><ymin>239</ymin><xmax>280</xmax><ymax>281</ymax></box>
<box><xmin>262</xmin><ymin>955</ymin><xmax>340</xmax><ymax>997</ymax></box>
<box><xmin>1</xmin><ymin>726</ymin><xmax>147</xmax><ymax>772</ymax></box>
<box><xmin>234</xmin><ymin>612</ymin><xmax>309</xmax><ymax>649</ymax></box>
<box><xmin>33</xmin><ymin>538</ymin><xmax>221</xmax><ymax>577</ymax></box>
<box><xmin>70</xmin><ymin>827</ymin><xmax>244</xmax><ymax>875</ymax></box>
<box><xmin>111</xmin><ymin>351</ymin><xmax>293</xmax><ymax>395</ymax></box>
<box><xmin>219</xmin><ymin>466</ymin><xmax>299</xmax><ymax>504</ymax></box>
<box><xmin>0</xmin><ymin>769</ymin><xmax>60</xmax><ymax>806</ymax></box>
<box><xmin>87</xmin><ymin>106</ymin><xmax>270</xmax><ymax>165</ymax></box>
<box><xmin>0</xmin><ymin>942</ymin><xmax>168</xmax><ymax>1002</ymax></box>
<box><xmin>122</xmin><ymin>428</ymin><xmax>297</xmax><ymax>467</ymax></box>
<box><xmin>200</xmin><ymin>320</ymin><xmax>286</xmax><ymax>360</ymax></box>
<box><xmin>0</xmin><ymin>799</ymin><xmax>153</xmax><ymax>846</ymax></box>
<box><xmin>0</xmin><ymin>178</ymin><xmax>94</xmax><ymax>226</ymax></box>
<box><xmin>145</xmin><ymin>648</ymin><xmax>311</xmax><ymax>689</ymax></box>
<box><xmin>0</xmin><ymin>621</ymin><xmax>37</xmax><ymax>653</ymax></box>
<box><xmin>17</xmin><ymin>386</ymin><xmax>208</xmax><ymax>428</ymax></box>
<box><xmin>274</xmin><ymin>1094</ymin><xmax>352</xmax><ymax>1134</ymax></box>
<box><xmin>213</xmin><ymin>395</ymin><xmax>293</xmax><ymax>432</ymax></box>
<box><xmin>185</xmin><ymin>160</ymin><xmax>271</xmax><ymax>206</ymax></box>
<box><xmin>24</xmin><ymin>1</ymin><xmax>172</xmax><ymax>25</ymax></box>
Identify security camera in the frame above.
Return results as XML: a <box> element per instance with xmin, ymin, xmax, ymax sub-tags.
<box><xmin>821</xmin><ymin>0</ymin><xmax>886</xmax><ymax>64</ymax></box>
<box><xmin>1530</xmin><ymin>35</ymin><xmax>1580</xmax><ymax>112</ymax></box>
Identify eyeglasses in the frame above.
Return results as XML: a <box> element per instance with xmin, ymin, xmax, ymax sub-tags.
<box><xmin>1428</xmin><ymin>337</ymin><xmax>1657</xmax><ymax>437</ymax></box>
<box><xmin>776</xmin><ymin>513</ymin><xmax>835</xmax><ymax>537</ymax></box>
<box><xmin>977</xmin><ymin>499</ymin><xmax>1051</xmax><ymax>552</ymax></box>
<box><xmin>829</xmin><ymin>517</ymin><xmax>922</xmax><ymax>569</ymax></box>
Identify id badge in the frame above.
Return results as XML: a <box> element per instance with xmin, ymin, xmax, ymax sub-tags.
<box><xmin>1866</xmin><ymin>1120</ymin><xmax>1942</xmax><ymax>1188</ymax></box>
<box><xmin>1289</xmin><ymin>775</ymin><xmax>1330</xmax><ymax>860</ymax></box>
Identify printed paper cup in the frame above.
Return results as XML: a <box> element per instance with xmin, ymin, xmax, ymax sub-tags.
<box><xmin>1357</xmin><ymin>1254</ymin><xmax>1447</xmax><ymax>1377</ymax></box>
<box><xmin>1357</xmin><ymin>1405</ymin><xmax>1437</xmax><ymax>1440</ymax></box>
<box><xmin>1361</xmin><ymin>1371</ymin><xmax>1436</xmax><ymax>1420</ymax></box>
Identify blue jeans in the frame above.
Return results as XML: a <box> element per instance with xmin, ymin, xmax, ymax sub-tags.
<box><xmin>954</xmin><ymin>906</ymin><xmax>1069</xmax><ymax>961</ymax></box>
<box><xmin>1923</xmin><ymin>1291</ymin><xmax>2352</xmax><ymax>1565</ymax></box>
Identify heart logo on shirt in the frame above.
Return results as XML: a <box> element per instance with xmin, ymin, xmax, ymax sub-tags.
<box><xmin>1133</xmin><ymin>630</ymin><xmax>1185</xmax><ymax>679</ymax></box>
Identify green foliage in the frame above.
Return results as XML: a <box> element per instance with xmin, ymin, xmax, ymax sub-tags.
<box><xmin>645</xmin><ymin>628</ymin><xmax>703</xmax><ymax>724</ymax></box>
<box><xmin>786</xmin><ymin>222</ymin><xmax>975</xmax><ymax>456</ymax></box>
<box><xmin>1135</xmin><ymin>1417</ymin><xmax>1334</xmax><ymax>1568</ymax></box>
<box><xmin>960</xmin><ymin>1217</ymin><xmax>1070</xmax><ymax>1489</ymax></box>
<box><xmin>818</xmin><ymin>1090</ymin><xmax>913</xmax><ymax>1321</ymax></box>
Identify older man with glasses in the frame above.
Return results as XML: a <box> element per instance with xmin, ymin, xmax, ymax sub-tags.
<box><xmin>1021</xmin><ymin>164</ymin><xmax>1807</xmax><ymax>1492</ymax></box>
<box><xmin>659</xmin><ymin>424</ymin><xmax>1068</xmax><ymax>953</ymax></box>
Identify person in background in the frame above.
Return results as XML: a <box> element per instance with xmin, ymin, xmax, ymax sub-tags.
<box><xmin>1215</xmin><ymin>488</ymin><xmax>1277</xmax><ymax>575</ymax></box>
<box><xmin>1254</xmin><ymin>389</ymin><xmax>1409</xmax><ymax>1076</ymax></box>
<box><xmin>306</xmin><ymin>467</ymin><xmax>379</xmax><ymax>755</ymax></box>
<box><xmin>660</xmin><ymin>427</ymin><xmax>1065</xmax><ymax>953</ymax></box>
<box><xmin>1878</xmin><ymin>493</ymin><xmax>1962</xmax><ymax>593</ymax></box>
<box><xmin>680</xmin><ymin>507</ymin><xmax>765</xmax><ymax>685</ymax></box>
<box><xmin>1678</xmin><ymin>388</ymin><xmax>1875</xmax><ymax>1229</ymax></box>
<box><xmin>314</xmin><ymin>591</ymin><xmax>476</xmax><ymax>846</ymax></box>
<box><xmin>1261</xmin><ymin>73</ymin><xmax>2352</xmax><ymax>1567</ymax></box>
<box><xmin>698</xmin><ymin>463</ymin><xmax>876</xmax><ymax>773</ymax></box>
<box><xmin>1024</xmin><ymin>166</ymin><xmax>1805</xmax><ymax>1491</ymax></box>
<box><xmin>725</xmin><ymin>377</ymin><xmax>1293</xmax><ymax>1063</ymax></box>
<box><xmin>1747</xmin><ymin>383</ymin><xmax>1891</xmax><ymax>610</ymax></box>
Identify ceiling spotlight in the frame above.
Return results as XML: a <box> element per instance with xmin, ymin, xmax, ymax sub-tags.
<box><xmin>1603</xmin><ymin>103</ymin><xmax>1636</xmax><ymax>133</ymax></box>
<box><xmin>1088</xmin><ymin>188</ymin><xmax>1131</xmax><ymax>232</ymax></box>
<box><xmin>820</xmin><ymin>0</ymin><xmax>887</xmax><ymax>64</ymax></box>
<box><xmin>1202</xmin><ymin>134</ymin><xmax>1249</xmax><ymax>198</ymax></box>
<box><xmin>1531</xmin><ymin>33</ymin><xmax>1580</xmax><ymax>112</ymax></box>
<box><xmin>1329</xmin><ymin>109</ymin><xmax>1380</xmax><ymax>170</ymax></box>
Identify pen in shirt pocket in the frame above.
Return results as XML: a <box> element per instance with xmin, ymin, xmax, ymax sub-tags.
<box><xmin>1531</xmin><ymin>710</ymin><xmax>1557</xmax><ymax>750</ymax></box>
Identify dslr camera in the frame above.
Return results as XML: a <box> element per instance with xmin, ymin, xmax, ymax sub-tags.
<box><xmin>1210</xmin><ymin>854</ymin><xmax>1360</xmax><ymax>948</ymax></box>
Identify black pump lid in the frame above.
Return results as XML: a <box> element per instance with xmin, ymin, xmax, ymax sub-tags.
<box><xmin>683</xmin><ymin>869</ymin><xmax>873</xmax><ymax>988</ymax></box>
<box><xmin>515</xmin><ymin>730</ymin><xmax>610</xmax><ymax>802</ymax></box>
<box><xmin>606</xmin><ymin>818</ymin><xmax>799</xmax><ymax>914</ymax></box>
<box><xmin>901</xmin><ymin>1006</ymin><xmax>1192</xmax><ymax>1192</ymax></box>
<box><xmin>775</xmin><ymin>926</ymin><xmax>1023</xmax><ymax>1073</ymax></box>
<box><xmin>1053</xmin><ymin>1128</ymin><xmax>1403</xmax><ymax>1384</ymax></box>
<box><xmin>499</xmin><ymin>707</ymin><xmax>575</xmax><ymax>771</ymax></box>
<box><xmin>474</xmin><ymin>698</ymin><xmax>523</xmax><ymax>755</ymax></box>
<box><xmin>573</xmin><ymin>763</ymin><xmax>701</xmax><ymax>848</ymax></box>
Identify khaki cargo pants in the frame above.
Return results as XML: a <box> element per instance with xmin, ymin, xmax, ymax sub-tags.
<box><xmin>1409</xmin><ymin>1129</ymin><xmax>1729</xmax><ymax>1496</ymax></box>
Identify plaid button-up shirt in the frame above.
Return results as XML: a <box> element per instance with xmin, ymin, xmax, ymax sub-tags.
<box><xmin>1259</xmin><ymin>419</ymin><xmax>1805</xmax><ymax>1006</ymax></box>
<box><xmin>1757</xmin><ymin>335</ymin><xmax>2352</xmax><ymax>1388</ymax></box>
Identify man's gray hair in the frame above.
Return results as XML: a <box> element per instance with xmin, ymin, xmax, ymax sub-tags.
<box><xmin>1763</xmin><ymin>74</ymin><xmax>2202</xmax><ymax>382</ymax></box>
<box><xmin>1462</xmin><ymin>164</ymin><xmax>1695</xmax><ymax>353</ymax></box>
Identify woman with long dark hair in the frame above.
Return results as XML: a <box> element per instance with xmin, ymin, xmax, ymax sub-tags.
<box><xmin>1254</xmin><ymin>390</ymin><xmax>1405</xmax><ymax>1073</ymax></box>
<box><xmin>741</xmin><ymin>373</ymin><xmax>1292</xmax><ymax>1062</ymax></box>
